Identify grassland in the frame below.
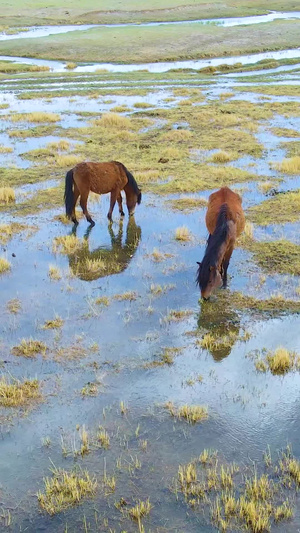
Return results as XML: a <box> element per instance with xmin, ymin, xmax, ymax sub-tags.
<box><xmin>1</xmin><ymin>0</ymin><xmax>299</xmax><ymax>26</ymax></box>
<box><xmin>0</xmin><ymin>20</ymin><xmax>299</xmax><ymax>63</ymax></box>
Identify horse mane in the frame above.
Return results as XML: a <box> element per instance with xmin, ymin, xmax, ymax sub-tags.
<box><xmin>114</xmin><ymin>161</ymin><xmax>142</xmax><ymax>204</ymax></box>
<box><xmin>196</xmin><ymin>203</ymin><xmax>229</xmax><ymax>289</ymax></box>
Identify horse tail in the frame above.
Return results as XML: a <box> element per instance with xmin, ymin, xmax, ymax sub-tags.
<box><xmin>120</xmin><ymin>163</ymin><xmax>142</xmax><ymax>204</ymax></box>
<box><xmin>64</xmin><ymin>168</ymin><xmax>74</xmax><ymax>218</ymax></box>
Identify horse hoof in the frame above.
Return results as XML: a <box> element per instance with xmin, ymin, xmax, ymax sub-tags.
<box><xmin>107</xmin><ymin>213</ymin><xmax>112</xmax><ymax>221</ymax></box>
<box><xmin>72</xmin><ymin>218</ymin><xmax>79</xmax><ymax>226</ymax></box>
<box><xmin>89</xmin><ymin>220</ymin><xmax>95</xmax><ymax>227</ymax></box>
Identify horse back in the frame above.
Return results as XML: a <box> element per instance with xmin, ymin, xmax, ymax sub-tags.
<box><xmin>206</xmin><ymin>187</ymin><xmax>245</xmax><ymax>236</ymax></box>
<box><xmin>73</xmin><ymin>161</ymin><xmax>128</xmax><ymax>194</ymax></box>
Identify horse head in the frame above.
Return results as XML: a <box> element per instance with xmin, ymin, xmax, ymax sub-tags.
<box><xmin>196</xmin><ymin>261</ymin><xmax>223</xmax><ymax>300</ymax></box>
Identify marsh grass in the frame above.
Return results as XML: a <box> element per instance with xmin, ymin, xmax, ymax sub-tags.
<box><xmin>114</xmin><ymin>291</ymin><xmax>138</xmax><ymax>301</ymax></box>
<box><xmin>248</xmin><ymin>189</ymin><xmax>300</xmax><ymax>226</ymax></box>
<box><xmin>12</xmin><ymin>339</ymin><xmax>48</xmax><ymax>358</ymax></box>
<box><xmin>166</xmin><ymin>402</ymin><xmax>208</xmax><ymax>424</ymax></box>
<box><xmin>9</xmin><ymin>112</ymin><xmax>60</xmax><ymax>123</ymax></box>
<box><xmin>165</xmin><ymin>309</ymin><xmax>193</xmax><ymax>322</ymax></box>
<box><xmin>174</xmin><ymin>226</ymin><xmax>192</xmax><ymax>241</ymax></box>
<box><xmin>274</xmin><ymin>156</ymin><xmax>300</xmax><ymax>174</ymax></box>
<box><xmin>0</xmin><ymin>144</ymin><xmax>13</xmax><ymax>153</ymax></box>
<box><xmin>177</xmin><ymin>447</ymin><xmax>295</xmax><ymax>532</ymax></box>
<box><xmin>0</xmin><ymin>222</ymin><xmax>36</xmax><ymax>244</ymax></box>
<box><xmin>169</xmin><ymin>197</ymin><xmax>207</xmax><ymax>212</ymax></box>
<box><xmin>254</xmin><ymin>347</ymin><xmax>300</xmax><ymax>375</ymax></box>
<box><xmin>208</xmin><ymin>150</ymin><xmax>237</xmax><ymax>163</ymax></box>
<box><xmin>53</xmin><ymin>235</ymin><xmax>84</xmax><ymax>255</ymax></box>
<box><xmin>94</xmin><ymin>296</ymin><xmax>110</xmax><ymax>306</ymax></box>
<box><xmin>6</xmin><ymin>298</ymin><xmax>21</xmax><ymax>314</ymax></box>
<box><xmin>48</xmin><ymin>265</ymin><xmax>62</xmax><ymax>280</ymax></box>
<box><xmin>0</xmin><ymin>375</ymin><xmax>41</xmax><ymax>407</ymax></box>
<box><xmin>149</xmin><ymin>248</ymin><xmax>174</xmax><ymax>262</ymax></box>
<box><xmin>93</xmin><ymin>113</ymin><xmax>132</xmax><ymax>130</ymax></box>
<box><xmin>97</xmin><ymin>427</ymin><xmax>110</xmax><ymax>449</ymax></box>
<box><xmin>37</xmin><ymin>466</ymin><xmax>97</xmax><ymax>515</ymax></box>
<box><xmin>128</xmin><ymin>499</ymin><xmax>152</xmax><ymax>521</ymax></box>
<box><xmin>0</xmin><ymin>257</ymin><xmax>11</xmax><ymax>274</ymax></box>
<box><xmin>149</xmin><ymin>283</ymin><xmax>175</xmax><ymax>296</ymax></box>
<box><xmin>0</xmin><ymin>187</ymin><xmax>15</xmax><ymax>204</ymax></box>
<box><xmin>242</xmin><ymin>239</ymin><xmax>300</xmax><ymax>276</ymax></box>
<box><xmin>42</xmin><ymin>316</ymin><xmax>64</xmax><ymax>330</ymax></box>
<box><xmin>146</xmin><ymin>347</ymin><xmax>182</xmax><ymax>368</ymax></box>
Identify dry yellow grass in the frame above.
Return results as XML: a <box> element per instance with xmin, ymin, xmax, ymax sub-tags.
<box><xmin>0</xmin><ymin>375</ymin><xmax>41</xmax><ymax>407</ymax></box>
<box><xmin>48</xmin><ymin>265</ymin><xmax>62</xmax><ymax>280</ymax></box>
<box><xmin>42</xmin><ymin>316</ymin><xmax>64</xmax><ymax>329</ymax></box>
<box><xmin>274</xmin><ymin>156</ymin><xmax>300</xmax><ymax>174</ymax></box>
<box><xmin>166</xmin><ymin>401</ymin><xmax>208</xmax><ymax>424</ymax></box>
<box><xmin>93</xmin><ymin>112</ymin><xmax>132</xmax><ymax>130</ymax></box>
<box><xmin>37</xmin><ymin>467</ymin><xmax>97</xmax><ymax>515</ymax></box>
<box><xmin>54</xmin><ymin>155</ymin><xmax>81</xmax><ymax>168</ymax></box>
<box><xmin>0</xmin><ymin>144</ymin><xmax>13</xmax><ymax>153</ymax></box>
<box><xmin>243</xmin><ymin>221</ymin><xmax>254</xmax><ymax>240</ymax></box>
<box><xmin>209</xmin><ymin>150</ymin><xmax>236</xmax><ymax>163</ymax></box>
<box><xmin>9</xmin><ymin>112</ymin><xmax>60</xmax><ymax>123</ymax></box>
<box><xmin>47</xmin><ymin>140</ymin><xmax>70</xmax><ymax>151</ymax></box>
<box><xmin>0</xmin><ymin>187</ymin><xmax>15</xmax><ymax>204</ymax></box>
<box><xmin>0</xmin><ymin>257</ymin><xmax>11</xmax><ymax>274</ymax></box>
<box><xmin>266</xmin><ymin>347</ymin><xmax>298</xmax><ymax>375</ymax></box>
<box><xmin>175</xmin><ymin>226</ymin><xmax>192</xmax><ymax>241</ymax></box>
<box><xmin>53</xmin><ymin>235</ymin><xmax>84</xmax><ymax>254</ymax></box>
<box><xmin>66</xmin><ymin>62</ymin><xmax>77</xmax><ymax>69</ymax></box>
<box><xmin>12</xmin><ymin>339</ymin><xmax>47</xmax><ymax>357</ymax></box>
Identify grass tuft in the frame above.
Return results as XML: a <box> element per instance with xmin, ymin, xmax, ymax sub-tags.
<box><xmin>37</xmin><ymin>466</ymin><xmax>97</xmax><ymax>515</ymax></box>
<box><xmin>175</xmin><ymin>226</ymin><xmax>192</xmax><ymax>241</ymax></box>
<box><xmin>0</xmin><ymin>187</ymin><xmax>15</xmax><ymax>204</ymax></box>
<box><xmin>0</xmin><ymin>375</ymin><xmax>41</xmax><ymax>407</ymax></box>
<box><xmin>0</xmin><ymin>257</ymin><xmax>11</xmax><ymax>274</ymax></box>
<box><xmin>166</xmin><ymin>402</ymin><xmax>208</xmax><ymax>424</ymax></box>
<box><xmin>12</xmin><ymin>339</ymin><xmax>47</xmax><ymax>358</ymax></box>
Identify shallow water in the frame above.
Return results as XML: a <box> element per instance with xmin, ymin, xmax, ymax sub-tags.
<box><xmin>1</xmin><ymin>47</ymin><xmax>300</xmax><ymax>73</ymax></box>
<box><xmin>1</xmin><ymin>11</ymin><xmax>300</xmax><ymax>42</ymax></box>
<box><xmin>1</xmin><ymin>55</ymin><xmax>300</xmax><ymax>533</ymax></box>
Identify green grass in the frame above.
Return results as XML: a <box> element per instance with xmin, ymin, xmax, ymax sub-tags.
<box><xmin>0</xmin><ymin>20</ymin><xmax>299</xmax><ymax>64</ymax></box>
<box><xmin>242</xmin><ymin>239</ymin><xmax>300</xmax><ymax>276</ymax></box>
<box><xmin>247</xmin><ymin>190</ymin><xmax>300</xmax><ymax>225</ymax></box>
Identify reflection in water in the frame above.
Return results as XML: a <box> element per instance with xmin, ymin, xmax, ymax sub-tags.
<box><xmin>69</xmin><ymin>218</ymin><xmax>141</xmax><ymax>281</ymax></box>
<box><xmin>197</xmin><ymin>294</ymin><xmax>240</xmax><ymax>361</ymax></box>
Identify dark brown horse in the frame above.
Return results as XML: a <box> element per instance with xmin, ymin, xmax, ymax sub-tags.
<box><xmin>64</xmin><ymin>161</ymin><xmax>141</xmax><ymax>226</ymax></box>
<box><xmin>196</xmin><ymin>187</ymin><xmax>245</xmax><ymax>300</ymax></box>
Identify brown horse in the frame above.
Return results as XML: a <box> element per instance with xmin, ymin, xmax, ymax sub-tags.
<box><xmin>64</xmin><ymin>161</ymin><xmax>141</xmax><ymax>226</ymax></box>
<box><xmin>196</xmin><ymin>187</ymin><xmax>245</xmax><ymax>300</ymax></box>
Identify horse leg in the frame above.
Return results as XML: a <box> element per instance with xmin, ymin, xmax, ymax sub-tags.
<box><xmin>71</xmin><ymin>184</ymin><xmax>80</xmax><ymax>225</ymax></box>
<box><xmin>107</xmin><ymin>189</ymin><xmax>118</xmax><ymax>221</ymax></box>
<box><xmin>80</xmin><ymin>190</ymin><xmax>95</xmax><ymax>227</ymax></box>
<box><xmin>117</xmin><ymin>192</ymin><xmax>125</xmax><ymax>217</ymax></box>
<box><xmin>221</xmin><ymin>244</ymin><xmax>234</xmax><ymax>287</ymax></box>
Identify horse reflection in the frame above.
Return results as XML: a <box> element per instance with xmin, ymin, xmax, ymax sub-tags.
<box><xmin>69</xmin><ymin>218</ymin><xmax>141</xmax><ymax>281</ymax></box>
<box><xmin>197</xmin><ymin>296</ymin><xmax>240</xmax><ymax>361</ymax></box>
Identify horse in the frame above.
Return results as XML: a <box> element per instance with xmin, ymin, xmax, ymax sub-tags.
<box><xmin>64</xmin><ymin>160</ymin><xmax>142</xmax><ymax>226</ymax></box>
<box><xmin>196</xmin><ymin>187</ymin><xmax>245</xmax><ymax>300</ymax></box>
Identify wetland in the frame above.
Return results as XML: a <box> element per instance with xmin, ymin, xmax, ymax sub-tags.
<box><xmin>0</xmin><ymin>3</ymin><xmax>300</xmax><ymax>532</ymax></box>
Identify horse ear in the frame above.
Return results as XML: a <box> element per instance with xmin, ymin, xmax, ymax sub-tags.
<box><xmin>209</xmin><ymin>265</ymin><xmax>216</xmax><ymax>272</ymax></box>
<box><xmin>196</xmin><ymin>261</ymin><xmax>201</xmax><ymax>266</ymax></box>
